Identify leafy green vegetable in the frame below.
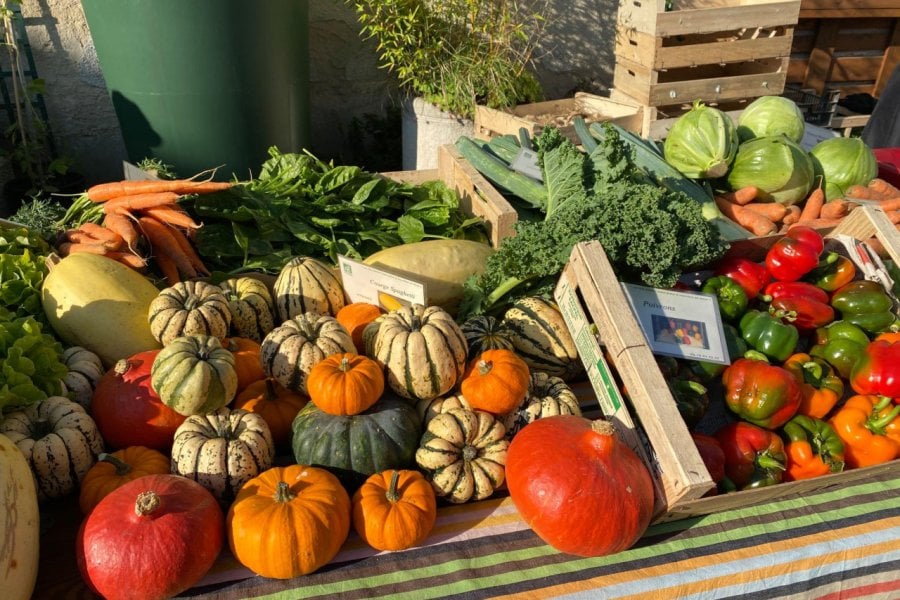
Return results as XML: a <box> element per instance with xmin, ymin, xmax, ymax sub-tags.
<box><xmin>0</xmin><ymin>308</ymin><xmax>67</xmax><ymax>413</ymax></box>
<box><xmin>0</xmin><ymin>223</ymin><xmax>52</xmax><ymax>323</ymax></box>
<box><xmin>9</xmin><ymin>196</ymin><xmax>68</xmax><ymax>241</ymax></box>
<box><xmin>187</xmin><ymin>147</ymin><xmax>485</xmax><ymax>273</ymax></box>
<box><xmin>459</xmin><ymin>124</ymin><xmax>727</xmax><ymax>318</ymax></box>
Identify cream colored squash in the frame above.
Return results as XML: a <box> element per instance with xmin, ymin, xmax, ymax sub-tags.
<box><xmin>363</xmin><ymin>240</ymin><xmax>493</xmax><ymax>315</ymax></box>
<box><xmin>41</xmin><ymin>253</ymin><xmax>162</xmax><ymax>367</ymax></box>
<box><xmin>0</xmin><ymin>433</ymin><xmax>39</xmax><ymax>600</ymax></box>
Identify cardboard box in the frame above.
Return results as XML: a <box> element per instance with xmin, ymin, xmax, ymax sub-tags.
<box><xmin>554</xmin><ymin>206</ymin><xmax>900</xmax><ymax>523</ymax></box>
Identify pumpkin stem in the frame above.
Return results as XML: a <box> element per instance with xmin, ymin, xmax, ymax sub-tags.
<box><xmin>477</xmin><ymin>359</ymin><xmax>494</xmax><ymax>376</ymax></box>
<box><xmin>135</xmin><ymin>491</ymin><xmax>161</xmax><ymax>517</ymax></box>
<box><xmin>386</xmin><ymin>470</ymin><xmax>402</xmax><ymax>503</ymax></box>
<box><xmin>99</xmin><ymin>452</ymin><xmax>132</xmax><ymax>476</ymax></box>
<box><xmin>114</xmin><ymin>358</ymin><xmax>131</xmax><ymax>376</ymax></box>
<box><xmin>264</xmin><ymin>378</ymin><xmax>279</xmax><ymax>400</ymax></box>
<box><xmin>591</xmin><ymin>420</ymin><xmax>617</xmax><ymax>438</ymax></box>
<box><xmin>274</xmin><ymin>481</ymin><xmax>296</xmax><ymax>503</ymax></box>
<box><xmin>462</xmin><ymin>445</ymin><xmax>478</xmax><ymax>462</ymax></box>
<box><xmin>339</xmin><ymin>355</ymin><xmax>353</xmax><ymax>372</ymax></box>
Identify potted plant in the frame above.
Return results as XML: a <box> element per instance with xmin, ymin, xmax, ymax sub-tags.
<box><xmin>0</xmin><ymin>0</ymin><xmax>81</xmax><ymax>217</ymax></box>
<box><xmin>348</xmin><ymin>0</ymin><xmax>547</xmax><ymax>169</ymax></box>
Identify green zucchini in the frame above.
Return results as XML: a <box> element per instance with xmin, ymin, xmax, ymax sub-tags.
<box><xmin>455</xmin><ymin>136</ymin><xmax>548</xmax><ymax>210</ymax></box>
<box><xmin>487</xmin><ymin>135</ymin><xmax>522</xmax><ymax>163</ymax></box>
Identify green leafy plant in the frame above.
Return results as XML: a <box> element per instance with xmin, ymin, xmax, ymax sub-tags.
<box><xmin>348</xmin><ymin>0</ymin><xmax>547</xmax><ymax>119</ymax></box>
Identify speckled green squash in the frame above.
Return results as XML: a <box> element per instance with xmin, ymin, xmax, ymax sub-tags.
<box><xmin>460</xmin><ymin>315</ymin><xmax>514</xmax><ymax>360</ymax></box>
<box><xmin>220</xmin><ymin>276</ymin><xmax>276</xmax><ymax>342</ymax></box>
<box><xmin>501</xmin><ymin>297</ymin><xmax>582</xmax><ymax>381</ymax></box>
<box><xmin>148</xmin><ymin>280</ymin><xmax>232</xmax><ymax>346</ymax></box>
<box><xmin>150</xmin><ymin>335</ymin><xmax>238</xmax><ymax>416</ymax></box>
<box><xmin>501</xmin><ymin>372</ymin><xmax>582</xmax><ymax>440</ymax></box>
<box><xmin>273</xmin><ymin>257</ymin><xmax>346</xmax><ymax>322</ymax></box>
<box><xmin>291</xmin><ymin>393</ymin><xmax>422</xmax><ymax>491</ymax></box>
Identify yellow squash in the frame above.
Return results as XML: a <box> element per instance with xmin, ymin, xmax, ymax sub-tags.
<box><xmin>41</xmin><ymin>253</ymin><xmax>162</xmax><ymax>367</ymax></box>
<box><xmin>0</xmin><ymin>433</ymin><xmax>39</xmax><ymax>600</ymax></box>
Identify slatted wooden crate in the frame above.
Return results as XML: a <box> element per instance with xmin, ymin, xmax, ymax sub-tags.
<box><xmin>613</xmin><ymin>0</ymin><xmax>801</xmax><ymax>137</ymax></box>
<box><xmin>554</xmin><ymin>206</ymin><xmax>900</xmax><ymax>523</ymax></box>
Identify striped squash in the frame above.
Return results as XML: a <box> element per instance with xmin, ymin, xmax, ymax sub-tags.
<box><xmin>148</xmin><ymin>280</ymin><xmax>231</xmax><ymax>346</ymax></box>
<box><xmin>273</xmin><ymin>257</ymin><xmax>345</xmax><ymax>322</ymax></box>
<box><xmin>501</xmin><ymin>372</ymin><xmax>582</xmax><ymax>440</ymax></box>
<box><xmin>151</xmin><ymin>335</ymin><xmax>238</xmax><ymax>416</ymax></box>
<box><xmin>260</xmin><ymin>313</ymin><xmax>356</xmax><ymax>395</ymax></box>
<box><xmin>171</xmin><ymin>407</ymin><xmax>274</xmax><ymax>505</ymax></box>
<box><xmin>0</xmin><ymin>396</ymin><xmax>104</xmax><ymax>500</ymax></box>
<box><xmin>415</xmin><ymin>407</ymin><xmax>508</xmax><ymax>503</ymax></box>
<box><xmin>416</xmin><ymin>393</ymin><xmax>471</xmax><ymax>428</ymax></box>
<box><xmin>501</xmin><ymin>297</ymin><xmax>582</xmax><ymax>381</ymax></box>
<box><xmin>61</xmin><ymin>345</ymin><xmax>105</xmax><ymax>408</ymax></box>
<box><xmin>372</xmin><ymin>304</ymin><xmax>467</xmax><ymax>402</ymax></box>
<box><xmin>0</xmin><ymin>433</ymin><xmax>39</xmax><ymax>600</ymax></box>
<box><xmin>220</xmin><ymin>277</ymin><xmax>276</xmax><ymax>342</ymax></box>
<box><xmin>460</xmin><ymin>315</ymin><xmax>514</xmax><ymax>360</ymax></box>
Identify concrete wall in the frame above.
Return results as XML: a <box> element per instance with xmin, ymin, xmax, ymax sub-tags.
<box><xmin>12</xmin><ymin>0</ymin><xmax>617</xmax><ymax>184</ymax></box>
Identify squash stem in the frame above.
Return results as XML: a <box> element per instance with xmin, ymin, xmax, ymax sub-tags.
<box><xmin>274</xmin><ymin>481</ymin><xmax>296</xmax><ymax>503</ymax></box>
<box><xmin>386</xmin><ymin>470</ymin><xmax>401</xmax><ymax>503</ymax></box>
<box><xmin>477</xmin><ymin>359</ymin><xmax>494</xmax><ymax>376</ymax></box>
<box><xmin>135</xmin><ymin>491</ymin><xmax>161</xmax><ymax>517</ymax></box>
<box><xmin>99</xmin><ymin>452</ymin><xmax>132</xmax><ymax>476</ymax></box>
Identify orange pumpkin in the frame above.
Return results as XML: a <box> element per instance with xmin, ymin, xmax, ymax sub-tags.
<box><xmin>336</xmin><ymin>302</ymin><xmax>384</xmax><ymax>353</ymax></box>
<box><xmin>225</xmin><ymin>337</ymin><xmax>266</xmax><ymax>393</ymax></box>
<box><xmin>460</xmin><ymin>349</ymin><xmax>530</xmax><ymax>415</ymax></box>
<box><xmin>352</xmin><ymin>469</ymin><xmax>437</xmax><ymax>551</ymax></box>
<box><xmin>307</xmin><ymin>353</ymin><xmax>385</xmax><ymax>416</ymax></box>
<box><xmin>227</xmin><ymin>464</ymin><xmax>351</xmax><ymax>579</ymax></box>
<box><xmin>78</xmin><ymin>446</ymin><xmax>171</xmax><ymax>514</ymax></box>
<box><xmin>233</xmin><ymin>378</ymin><xmax>307</xmax><ymax>448</ymax></box>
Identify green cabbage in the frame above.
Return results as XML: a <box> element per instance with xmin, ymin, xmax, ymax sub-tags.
<box><xmin>809</xmin><ymin>136</ymin><xmax>878</xmax><ymax>201</ymax></box>
<box><xmin>737</xmin><ymin>96</ymin><xmax>806</xmax><ymax>143</ymax></box>
<box><xmin>663</xmin><ymin>100</ymin><xmax>739</xmax><ymax>179</ymax></box>
<box><xmin>726</xmin><ymin>135</ymin><xmax>814</xmax><ymax>206</ymax></box>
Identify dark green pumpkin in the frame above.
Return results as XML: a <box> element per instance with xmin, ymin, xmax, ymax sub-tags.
<box><xmin>291</xmin><ymin>393</ymin><xmax>421</xmax><ymax>491</ymax></box>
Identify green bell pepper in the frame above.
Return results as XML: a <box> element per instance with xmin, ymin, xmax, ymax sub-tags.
<box><xmin>831</xmin><ymin>279</ymin><xmax>898</xmax><ymax>334</ymax></box>
<box><xmin>809</xmin><ymin>320</ymin><xmax>869</xmax><ymax>379</ymax></box>
<box><xmin>689</xmin><ymin>323</ymin><xmax>748</xmax><ymax>381</ymax></box>
<box><xmin>740</xmin><ymin>309</ymin><xmax>799</xmax><ymax>362</ymax></box>
<box><xmin>702</xmin><ymin>275</ymin><xmax>749</xmax><ymax>323</ymax></box>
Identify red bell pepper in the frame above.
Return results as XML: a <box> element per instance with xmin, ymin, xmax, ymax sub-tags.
<box><xmin>691</xmin><ymin>432</ymin><xmax>726</xmax><ymax>496</ymax></box>
<box><xmin>722</xmin><ymin>354</ymin><xmax>802</xmax><ymax>429</ymax></box>
<box><xmin>715</xmin><ymin>421</ymin><xmax>786</xmax><ymax>490</ymax></box>
<box><xmin>764</xmin><ymin>281</ymin><xmax>835</xmax><ymax>331</ymax></box>
<box><xmin>765</xmin><ymin>225</ymin><xmax>824</xmax><ymax>282</ymax></box>
<box><xmin>849</xmin><ymin>340</ymin><xmax>900</xmax><ymax>400</ymax></box>
<box><xmin>713</xmin><ymin>256</ymin><xmax>772</xmax><ymax>299</ymax></box>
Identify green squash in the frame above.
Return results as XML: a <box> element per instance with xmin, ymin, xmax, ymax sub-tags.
<box><xmin>291</xmin><ymin>393</ymin><xmax>421</xmax><ymax>491</ymax></box>
<box><xmin>151</xmin><ymin>335</ymin><xmax>238</xmax><ymax>416</ymax></box>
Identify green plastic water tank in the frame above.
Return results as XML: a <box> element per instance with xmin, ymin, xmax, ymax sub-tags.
<box><xmin>81</xmin><ymin>0</ymin><xmax>309</xmax><ymax>179</ymax></box>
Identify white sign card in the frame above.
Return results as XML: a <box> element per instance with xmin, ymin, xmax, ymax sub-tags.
<box><xmin>620</xmin><ymin>283</ymin><xmax>730</xmax><ymax>364</ymax></box>
<box><xmin>337</xmin><ymin>255</ymin><xmax>426</xmax><ymax>310</ymax></box>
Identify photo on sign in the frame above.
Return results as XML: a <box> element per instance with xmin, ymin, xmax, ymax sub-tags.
<box><xmin>621</xmin><ymin>283</ymin><xmax>729</xmax><ymax>364</ymax></box>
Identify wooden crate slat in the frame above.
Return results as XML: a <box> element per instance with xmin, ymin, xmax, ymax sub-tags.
<box><xmin>647</xmin><ymin>69</ymin><xmax>787</xmax><ymax>107</ymax></box>
<box><xmin>654</xmin><ymin>2</ymin><xmax>801</xmax><ymax>37</ymax></box>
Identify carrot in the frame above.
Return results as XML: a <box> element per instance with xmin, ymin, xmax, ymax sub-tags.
<box><xmin>106</xmin><ymin>251</ymin><xmax>148</xmax><ymax>271</ymax></box>
<box><xmin>844</xmin><ymin>184</ymin><xmax>873</xmax><ymax>200</ymax></box>
<box><xmin>717</xmin><ymin>186</ymin><xmax>759</xmax><ymax>206</ymax></box>
<box><xmin>790</xmin><ymin>217</ymin><xmax>842</xmax><ymax>230</ymax></box>
<box><xmin>799</xmin><ymin>187</ymin><xmax>825</xmax><ymax>222</ymax></box>
<box><xmin>63</xmin><ymin>228</ymin><xmax>100</xmax><ymax>245</ymax></box>
<box><xmin>819</xmin><ymin>199</ymin><xmax>852</xmax><ymax>220</ymax></box>
<box><xmin>79</xmin><ymin>222</ymin><xmax>125</xmax><ymax>244</ymax></box>
<box><xmin>868</xmin><ymin>177</ymin><xmax>900</xmax><ymax>199</ymax></box>
<box><xmin>87</xmin><ymin>179</ymin><xmax>232</xmax><ymax>202</ymax></box>
<box><xmin>102</xmin><ymin>192</ymin><xmax>181</xmax><ymax>214</ymax></box>
<box><xmin>58</xmin><ymin>241</ymin><xmax>110</xmax><ymax>257</ymax></box>
<box><xmin>714</xmin><ymin>195</ymin><xmax>777</xmax><ymax>236</ymax></box>
<box><xmin>164</xmin><ymin>224</ymin><xmax>210</xmax><ymax>276</ymax></box>
<box><xmin>102</xmin><ymin>211</ymin><xmax>140</xmax><ymax>250</ymax></box>
<box><xmin>742</xmin><ymin>202</ymin><xmax>788</xmax><ymax>223</ymax></box>
<box><xmin>885</xmin><ymin>210</ymin><xmax>900</xmax><ymax>225</ymax></box>
<box><xmin>138</xmin><ymin>216</ymin><xmax>198</xmax><ymax>279</ymax></box>
<box><xmin>782</xmin><ymin>204</ymin><xmax>802</xmax><ymax>226</ymax></box>
<box><xmin>140</xmin><ymin>205</ymin><xmax>201</xmax><ymax>229</ymax></box>
<box><xmin>877</xmin><ymin>198</ymin><xmax>900</xmax><ymax>212</ymax></box>
<box><xmin>152</xmin><ymin>248</ymin><xmax>182</xmax><ymax>284</ymax></box>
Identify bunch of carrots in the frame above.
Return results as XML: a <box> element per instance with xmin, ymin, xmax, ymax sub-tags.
<box><xmin>714</xmin><ymin>177</ymin><xmax>900</xmax><ymax>237</ymax></box>
<box><xmin>58</xmin><ymin>178</ymin><xmax>232</xmax><ymax>284</ymax></box>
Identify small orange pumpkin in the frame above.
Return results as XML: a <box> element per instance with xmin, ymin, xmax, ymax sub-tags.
<box><xmin>460</xmin><ymin>348</ymin><xmax>530</xmax><ymax>415</ymax></box>
<box><xmin>233</xmin><ymin>378</ymin><xmax>307</xmax><ymax>448</ymax></box>
<box><xmin>78</xmin><ymin>446</ymin><xmax>171</xmax><ymax>514</ymax></box>
<box><xmin>352</xmin><ymin>469</ymin><xmax>437</xmax><ymax>551</ymax></box>
<box><xmin>307</xmin><ymin>352</ymin><xmax>385</xmax><ymax>416</ymax></box>
<box><xmin>225</xmin><ymin>337</ymin><xmax>267</xmax><ymax>393</ymax></box>
<box><xmin>336</xmin><ymin>302</ymin><xmax>384</xmax><ymax>353</ymax></box>
<box><xmin>227</xmin><ymin>464</ymin><xmax>351</xmax><ymax>579</ymax></box>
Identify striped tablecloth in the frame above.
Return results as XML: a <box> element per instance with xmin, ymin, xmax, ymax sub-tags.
<box><xmin>183</xmin><ymin>472</ymin><xmax>900</xmax><ymax>599</ymax></box>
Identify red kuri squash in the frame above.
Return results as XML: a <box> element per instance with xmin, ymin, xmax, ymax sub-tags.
<box><xmin>90</xmin><ymin>350</ymin><xmax>186</xmax><ymax>451</ymax></box>
<box><xmin>505</xmin><ymin>416</ymin><xmax>654</xmax><ymax>557</ymax></box>
<box><xmin>76</xmin><ymin>474</ymin><xmax>224</xmax><ymax>600</ymax></box>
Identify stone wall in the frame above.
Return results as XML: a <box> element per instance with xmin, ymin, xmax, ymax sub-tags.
<box><xmin>11</xmin><ymin>0</ymin><xmax>617</xmax><ymax>184</ymax></box>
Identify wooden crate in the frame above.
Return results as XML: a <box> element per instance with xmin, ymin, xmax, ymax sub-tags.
<box><xmin>473</xmin><ymin>92</ymin><xmax>644</xmax><ymax>144</ymax></box>
<box><xmin>613</xmin><ymin>0</ymin><xmax>801</xmax><ymax>137</ymax></box>
<box><xmin>554</xmin><ymin>205</ymin><xmax>900</xmax><ymax>523</ymax></box>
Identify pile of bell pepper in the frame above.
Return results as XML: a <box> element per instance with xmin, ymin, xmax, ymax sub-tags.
<box><xmin>665</xmin><ymin>226</ymin><xmax>900</xmax><ymax>494</ymax></box>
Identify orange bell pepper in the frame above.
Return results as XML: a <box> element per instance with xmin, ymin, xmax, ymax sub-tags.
<box><xmin>783</xmin><ymin>415</ymin><xmax>845</xmax><ymax>481</ymax></box>
<box><xmin>828</xmin><ymin>395</ymin><xmax>900</xmax><ymax>468</ymax></box>
<box><xmin>783</xmin><ymin>352</ymin><xmax>844</xmax><ymax>419</ymax></box>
